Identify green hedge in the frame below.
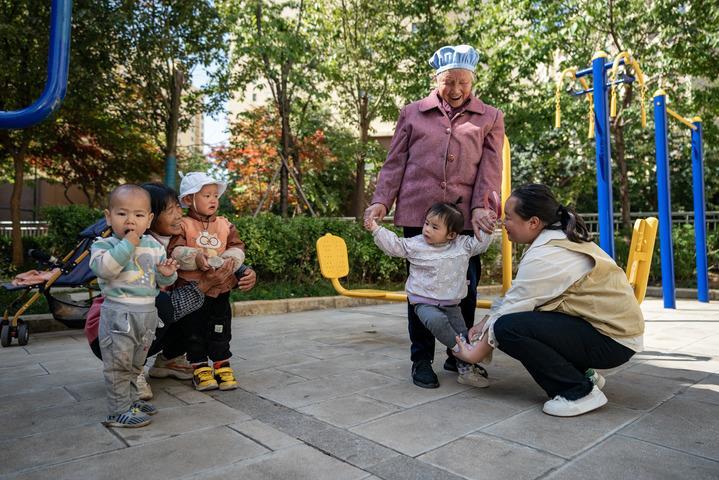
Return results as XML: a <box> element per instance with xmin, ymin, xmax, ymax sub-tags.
<box><xmin>2</xmin><ymin>205</ymin><xmax>715</xmax><ymax>291</ymax></box>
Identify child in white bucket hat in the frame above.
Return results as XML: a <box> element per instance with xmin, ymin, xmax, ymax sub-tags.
<box><xmin>168</xmin><ymin>172</ymin><xmax>246</xmax><ymax>391</ymax></box>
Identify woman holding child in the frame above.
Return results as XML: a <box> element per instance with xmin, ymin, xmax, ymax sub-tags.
<box><xmin>364</xmin><ymin>44</ymin><xmax>505</xmax><ymax>389</ymax></box>
<box><xmin>454</xmin><ymin>184</ymin><xmax>644</xmax><ymax>417</ymax></box>
<box><xmin>87</xmin><ymin>180</ymin><xmax>256</xmax><ymax>426</ymax></box>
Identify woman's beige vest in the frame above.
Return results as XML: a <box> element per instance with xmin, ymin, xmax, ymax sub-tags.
<box><xmin>537</xmin><ymin>239</ymin><xmax>644</xmax><ymax>338</ymax></box>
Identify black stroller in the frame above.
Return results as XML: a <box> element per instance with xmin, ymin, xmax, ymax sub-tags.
<box><xmin>1</xmin><ymin>219</ymin><xmax>110</xmax><ymax>347</ymax></box>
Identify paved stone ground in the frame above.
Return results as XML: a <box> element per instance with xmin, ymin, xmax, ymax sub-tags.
<box><xmin>1</xmin><ymin>298</ymin><xmax>718</xmax><ymax>479</ymax></box>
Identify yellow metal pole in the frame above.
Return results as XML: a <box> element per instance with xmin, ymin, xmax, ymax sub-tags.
<box><xmin>501</xmin><ymin>136</ymin><xmax>512</xmax><ymax>294</ymax></box>
<box><xmin>667</xmin><ymin>107</ymin><xmax>698</xmax><ymax>130</ymax></box>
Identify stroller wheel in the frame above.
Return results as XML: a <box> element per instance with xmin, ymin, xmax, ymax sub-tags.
<box><xmin>17</xmin><ymin>321</ymin><xmax>29</xmax><ymax>346</ymax></box>
<box><xmin>0</xmin><ymin>323</ymin><xmax>11</xmax><ymax>347</ymax></box>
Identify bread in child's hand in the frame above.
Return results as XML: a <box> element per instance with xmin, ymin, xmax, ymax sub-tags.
<box><xmin>221</xmin><ymin>248</ymin><xmax>245</xmax><ymax>270</ymax></box>
<box><xmin>171</xmin><ymin>247</ymin><xmax>200</xmax><ymax>270</ymax></box>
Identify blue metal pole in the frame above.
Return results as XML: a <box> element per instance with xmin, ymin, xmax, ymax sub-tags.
<box><xmin>0</xmin><ymin>0</ymin><xmax>73</xmax><ymax>129</ymax></box>
<box><xmin>592</xmin><ymin>52</ymin><xmax>615</xmax><ymax>258</ymax></box>
<box><xmin>653</xmin><ymin>91</ymin><xmax>676</xmax><ymax>308</ymax></box>
<box><xmin>691</xmin><ymin>118</ymin><xmax>709</xmax><ymax>302</ymax></box>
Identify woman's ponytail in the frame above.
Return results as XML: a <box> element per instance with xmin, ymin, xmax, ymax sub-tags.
<box><xmin>511</xmin><ymin>184</ymin><xmax>591</xmax><ymax>243</ymax></box>
<box><xmin>556</xmin><ymin>204</ymin><xmax>591</xmax><ymax>242</ymax></box>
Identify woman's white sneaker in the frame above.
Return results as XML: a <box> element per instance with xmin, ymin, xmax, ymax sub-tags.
<box><xmin>542</xmin><ymin>386</ymin><xmax>607</xmax><ymax>417</ymax></box>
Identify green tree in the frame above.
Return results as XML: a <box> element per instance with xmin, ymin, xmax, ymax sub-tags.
<box><xmin>317</xmin><ymin>0</ymin><xmax>406</xmax><ymax>219</ymax></box>
<box><xmin>222</xmin><ymin>0</ymin><xmax>325</xmax><ymax>217</ymax></box>
<box><xmin>1</xmin><ymin>0</ymin><xmax>157</xmax><ymax>266</ymax></box>
<box><xmin>462</xmin><ymin>0</ymin><xmax>718</xmax><ymax>226</ymax></box>
<box><xmin>118</xmin><ymin>0</ymin><xmax>229</xmax><ymax>189</ymax></box>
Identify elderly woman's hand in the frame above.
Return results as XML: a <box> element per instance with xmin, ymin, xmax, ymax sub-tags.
<box><xmin>471</xmin><ymin>207</ymin><xmax>497</xmax><ymax>236</ymax></box>
<box><xmin>364</xmin><ymin>203</ymin><xmax>388</xmax><ymax>225</ymax></box>
<box><xmin>196</xmin><ymin>261</ymin><xmax>235</xmax><ymax>293</ymax></box>
<box><xmin>237</xmin><ymin>268</ymin><xmax>257</xmax><ymax>292</ymax></box>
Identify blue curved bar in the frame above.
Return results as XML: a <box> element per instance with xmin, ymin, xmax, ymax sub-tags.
<box><xmin>0</xmin><ymin>0</ymin><xmax>73</xmax><ymax>129</ymax></box>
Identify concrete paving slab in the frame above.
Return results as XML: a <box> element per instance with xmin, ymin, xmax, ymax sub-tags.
<box><xmin>0</xmin><ymin>347</ymin><xmax>91</xmax><ymax>369</ymax></box>
<box><xmin>161</xmin><ymin>384</ymin><xmax>213</xmax><ymax>404</ymax></box>
<box><xmin>620</xmin><ymin>396</ymin><xmax>719</xmax><ymax>461</ymax></box>
<box><xmin>230</xmin><ymin>351</ymin><xmax>318</xmax><ymax>373</ymax></box>
<box><xmin>600</xmin><ymin>369</ymin><xmax>690</xmax><ymax>411</ymax></box>
<box><xmin>277</xmin><ymin>352</ymin><xmax>403</xmax><ymax>380</ymax></box>
<box><xmin>0</xmin><ymin>397</ymin><xmax>107</xmax><ymax>441</ymax></box>
<box><xmin>229</xmin><ymin>419</ymin><xmax>301</xmax><ymax>450</ymax></box>
<box><xmin>0</xmin><ymin>363</ymin><xmax>48</xmax><ymax>380</ymax></box>
<box><xmin>300</xmin><ymin>424</ymin><xmax>400</xmax><ymax>469</ymax></box>
<box><xmin>419</xmin><ymin>432</ymin><xmax>565</xmax><ymax>480</ymax></box>
<box><xmin>361</xmin><ymin>370</ymin><xmax>472</xmax><ymax>408</ymax></box>
<box><xmin>368</xmin><ymin>455</ymin><xmax>467</xmax><ymax>480</ymax></box>
<box><xmin>366</xmin><ymin>359</ymin><xmax>411</xmax><ymax>382</ymax></box>
<box><xmin>484</xmin><ymin>403</ymin><xmax>640</xmax><ymax>459</ymax></box>
<box><xmin>0</xmin><ymin>424</ymin><xmax>123</xmax><ymax>476</ymax></box>
<box><xmin>7</xmin><ymin>426</ymin><xmax>268</xmax><ymax>480</ymax></box>
<box><xmin>111</xmin><ymin>400</ymin><xmax>251</xmax><ymax>446</ymax></box>
<box><xmin>183</xmin><ymin>444</ymin><xmax>368</xmax><ymax>480</ymax></box>
<box><xmin>624</xmin><ymin>350</ymin><xmax>718</xmax><ymax>382</ymax></box>
<box><xmin>544</xmin><ymin>435</ymin><xmax>719</xmax><ymax>480</ymax></box>
<box><xmin>297</xmin><ymin>344</ymin><xmax>375</xmax><ymax>360</ymax></box>
<box><xmin>257</xmin><ymin>406</ymin><xmax>334</xmax><ymax>439</ymax></box>
<box><xmin>1</xmin><ymin>298</ymin><xmax>718</xmax><ymax>479</ymax></box>
<box><xmin>298</xmin><ymin>394</ymin><xmax>401</xmax><ymax>428</ymax></box>
<box><xmin>677</xmin><ymin>374</ymin><xmax>719</xmax><ymax>405</ymax></box>
<box><xmin>682</xmin><ymin>333</ymin><xmax>719</xmax><ymax>356</ymax></box>
<box><xmin>464</xmin><ymin>373</ymin><xmax>548</xmax><ymax>411</ymax></box>
<box><xmin>0</xmin><ymin>386</ymin><xmax>76</xmax><ymax>416</ymax></box>
<box><xmin>233</xmin><ymin>368</ymin><xmax>308</xmax><ymax>393</ymax></box>
<box><xmin>62</xmin><ymin>380</ymin><xmax>107</xmax><ymax>401</ymax></box>
<box><xmin>0</xmin><ymin>369</ymin><xmax>108</xmax><ymax>398</ymax></box>
<box><xmin>261</xmin><ymin>370</ymin><xmax>399</xmax><ymax>409</ymax></box>
<box><xmin>60</xmin><ymin>378</ymin><xmax>185</xmax><ymax>410</ymax></box>
<box><xmin>39</xmin><ymin>356</ymin><xmax>103</xmax><ymax>374</ymax></box>
<box><xmin>351</xmin><ymin>391</ymin><xmax>516</xmax><ymax>456</ymax></box>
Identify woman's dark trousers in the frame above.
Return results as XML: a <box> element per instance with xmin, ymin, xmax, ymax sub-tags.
<box><xmin>493</xmin><ymin>311</ymin><xmax>635</xmax><ymax>400</ymax></box>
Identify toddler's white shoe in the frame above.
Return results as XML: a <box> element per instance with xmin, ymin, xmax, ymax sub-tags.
<box><xmin>457</xmin><ymin>364</ymin><xmax>489</xmax><ymax>388</ymax></box>
<box><xmin>134</xmin><ymin>372</ymin><xmax>153</xmax><ymax>401</ymax></box>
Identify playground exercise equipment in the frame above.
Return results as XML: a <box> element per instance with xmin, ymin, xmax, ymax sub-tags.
<box><xmin>0</xmin><ymin>0</ymin><xmax>72</xmax><ymax>129</ymax></box>
<box><xmin>555</xmin><ymin>51</ymin><xmax>647</xmax><ymax>259</ymax></box>
<box><xmin>318</xmin><ymin>216</ymin><xmax>657</xmax><ymax>306</ymax></box>
<box><xmin>653</xmin><ymin>90</ymin><xmax>709</xmax><ymax>307</ymax></box>
<box><xmin>557</xmin><ymin>49</ymin><xmax>709</xmax><ymax>309</ymax></box>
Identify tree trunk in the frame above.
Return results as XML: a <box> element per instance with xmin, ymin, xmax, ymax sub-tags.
<box><xmin>10</xmin><ymin>145</ymin><xmax>27</xmax><ymax>267</ymax></box>
<box><xmin>279</xmin><ymin>92</ymin><xmax>291</xmax><ymax>217</ymax></box>
<box><xmin>353</xmin><ymin>95</ymin><xmax>370</xmax><ymax>220</ymax></box>
<box><xmin>613</xmin><ymin>122</ymin><xmax>632</xmax><ymax>231</ymax></box>
<box><xmin>165</xmin><ymin>67</ymin><xmax>184</xmax><ymax>189</ymax></box>
<box><xmin>612</xmin><ymin>85</ymin><xmax>633</xmax><ymax>232</ymax></box>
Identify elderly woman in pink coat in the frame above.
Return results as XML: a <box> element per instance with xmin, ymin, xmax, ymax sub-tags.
<box><xmin>364</xmin><ymin>44</ymin><xmax>504</xmax><ymax>389</ymax></box>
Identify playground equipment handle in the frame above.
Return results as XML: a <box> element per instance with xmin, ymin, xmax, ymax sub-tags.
<box><xmin>0</xmin><ymin>0</ymin><xmax>73</xmax><ymax>129</ymax></box>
